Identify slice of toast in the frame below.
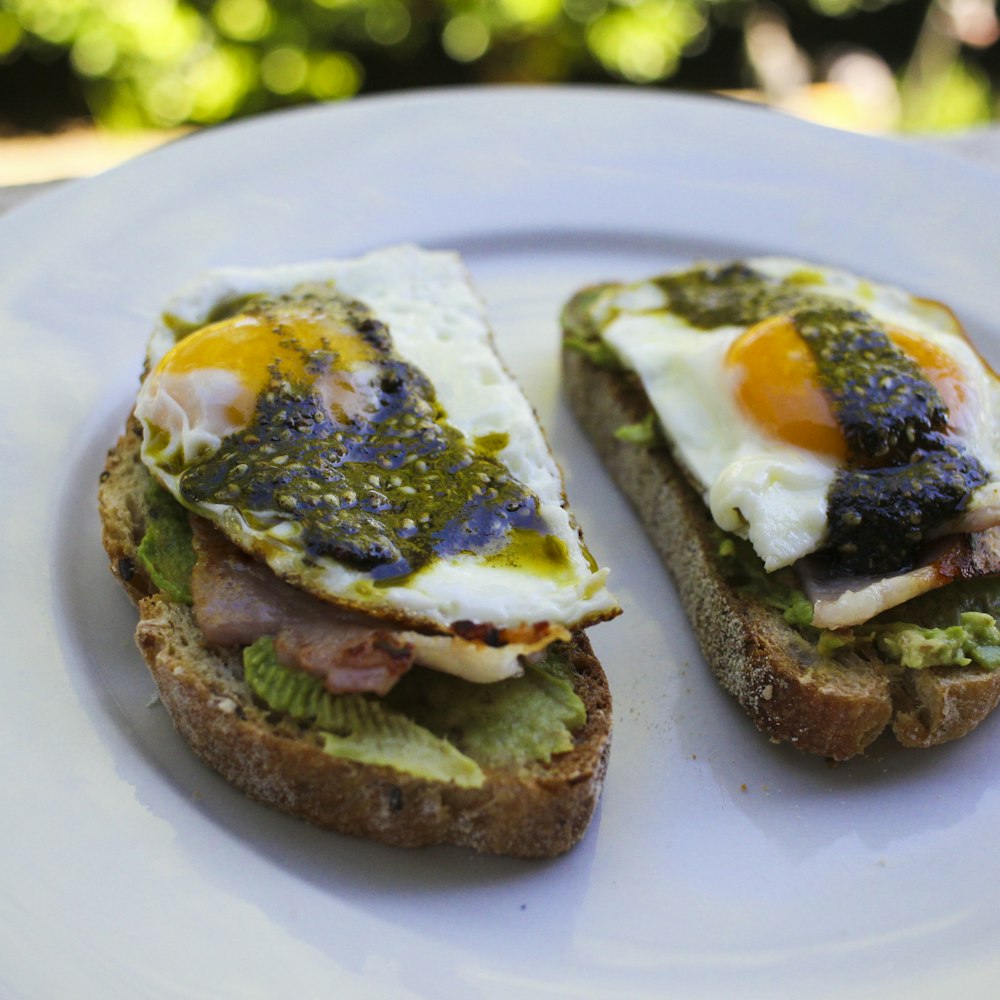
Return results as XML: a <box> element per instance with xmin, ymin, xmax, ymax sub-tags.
<box><xmin>561</xmin><ymin>343</ymin><xmax>1000</xmax><ymax>761</ymax></box>
<box><xmin>100</xmin><ymin>420</ymin><xmax>612</xmax><ymax>856</ymax></box>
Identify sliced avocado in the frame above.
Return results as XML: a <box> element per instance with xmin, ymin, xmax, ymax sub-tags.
<box><xmin>136</xmin><ymin>480</ymin><xmax>196</xmax><ymax>604</ymax></box>
<box><xmin>244</xmin><ymin>638</ymin><xmax>485</xmax><ymax>787</ymax></box>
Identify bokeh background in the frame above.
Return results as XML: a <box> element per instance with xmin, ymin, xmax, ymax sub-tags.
<box><xmin>1</xmin><ymin>0</ymin><xmax>999</xmax><ymax>182</ymax></box>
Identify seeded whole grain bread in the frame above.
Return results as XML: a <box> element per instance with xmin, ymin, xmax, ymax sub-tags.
<box><xmin>99</xmin><ymin>418</ymin><xmax>612</xmax><ymax>857</ymax></box>
<box><xmin>561</xmin><ymin>343</ymin><xmax>1000</xmax><ymax>761</ymax></box>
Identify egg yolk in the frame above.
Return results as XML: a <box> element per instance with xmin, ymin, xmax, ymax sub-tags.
<box><xmin>153</xmin><ymin>305</ymin><xmax>379</xmax><ymax>428</ymax></box>
<box><xmin>725</xmin><ymin>315</ymin><xmax>968</xmax><ymax>461</ymax></box>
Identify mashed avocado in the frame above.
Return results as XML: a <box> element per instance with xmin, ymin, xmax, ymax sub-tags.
<box><xmin>244</xmin><ymin>637</ymin><xmax>586</xmax><ymax>786</ymax></box>
<box><xmin>243</xmin><ymin>638</ymin><xmax>485</xmax><ymax>787</ymax></box>
<box><xmin>717</xmin><ymin>533</ymin><xmax>1000</xmax><ymax>671</ymax></box>
<box><xmin>874</xmin><ymin>614</ymin><xmax>1000</xmax><ymax>670</ymax></box>
<box><xmin>136</xmin><ymin>480</ymin><xmax>196</xmax><ymax>604</ymax></box>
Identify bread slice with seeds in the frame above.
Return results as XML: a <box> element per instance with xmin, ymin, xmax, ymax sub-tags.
<box><xmin>100</xmin><ymin>420</ymin><xmax>613</xmax><ymax>857</ymax></box>
<box><xmin>561</xmin><ymin>339</ymin><xmax>1000</xmax><ymax>761</ymax></box>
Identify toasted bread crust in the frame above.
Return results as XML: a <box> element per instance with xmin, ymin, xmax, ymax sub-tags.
<box><xmin>561</xmin><ymin>344</ymin><xmax>1000</xmax><ymax>760</ymax></box>
<box><xmin>99</xmin><ymin>422</ymin><xmax>612</xmax><ymax>856</ymax></box>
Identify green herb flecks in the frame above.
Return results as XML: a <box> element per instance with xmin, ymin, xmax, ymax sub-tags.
<box><xmin>614</xmin><ymin>412</ymin><xmax>660</xmax><ymax>447</ymax></box>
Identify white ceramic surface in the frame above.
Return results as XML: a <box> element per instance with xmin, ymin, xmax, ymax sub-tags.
<box><xmin>3</xmin><ymin>86</ymin><xmax>1000</xmax><ymax>1000</ymax></box>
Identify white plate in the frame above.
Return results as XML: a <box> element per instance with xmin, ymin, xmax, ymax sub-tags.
<box><xmin>3</xmin><ymin>86</ymin><xmax>1000</xmax><ymax>1000</ymax></box>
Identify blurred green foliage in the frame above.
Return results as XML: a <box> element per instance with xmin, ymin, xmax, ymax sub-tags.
<box><xmin>0</xmin><ymin>0</ymin><xmax>997</xmax><ymax>132</ymax></box>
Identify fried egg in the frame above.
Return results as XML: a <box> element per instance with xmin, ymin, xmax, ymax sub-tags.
<box><xmin>135</xmin><ymin>245</ymin><xmax>619</xmax><ymax>643</ymax></box>
<box><xmin>580</xmin><ymin>257</ymin><xmax>1000</xmax><ymax>572</ymax></box>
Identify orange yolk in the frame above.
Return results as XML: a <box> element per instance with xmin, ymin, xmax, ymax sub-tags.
<box><xmin>153</xmin><ymin>305</ymin><xmax>378</xmax><ymax>428</ymax></box>
<box><xmin>725</xmin><ymin>315</ymin><xmax>969</xmax><ymax>461</ymax></box>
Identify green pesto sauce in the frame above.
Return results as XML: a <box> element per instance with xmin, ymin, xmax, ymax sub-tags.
<box><xmin>652</xmin><ymin>264</ymin><xmax>956</xmax><ymax>462</ymax></box>
<box><xmin>176</xmin><ymin>290</ymin><xmax>547</xmax><ymax>581</ymax></box>
<box><xmin>824</xmin><ymin>446</ymin><xmax>986</xmax><ymax>574</ymax></box>
<box><xmin>160</xmin><ymin>312</ymin><xmax>203</xmax><ymax>339</ymax></box>
<box><xmin>652</xmin><ymin>262</ymin><xmax>832</xmax><ymax>329</ymax></box>
<box><xmin>483</xmin><ymin>527</ymin><xmax>573</xmax><ymax>581</ymax></box>
<box><xmin>791</xmin><ymin>305</ymin><xmax>948</xmax><ymax>464</ymax></box>
<box><xmin>210</xmin><ymin>285</ymin><xmax>389</xmax><ymax>342</ymax></box>
<box><xmin>473</xmin><ymin>431</ymin><xmax>510</xmax><ymax>457</ymax></box>
<box><xmin>560</xmin><ymin>283</ymin><xmax>623</xmax><ymax>369</ymax></box>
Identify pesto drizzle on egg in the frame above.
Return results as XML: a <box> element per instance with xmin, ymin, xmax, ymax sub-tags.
<box><xmin>177</xmin><ymin>289</ymin><xmax>548</xmax><ymax>581</ymax></box>
<box><xmin>648</xmin><ymin>263</ymin><xmax>986</xmax><ymax>575</ymax></box>
<box><xmin>652</xmin><ymin>262</ymin><xmax>829</xmax><ymax>329</ymax></box>
<box><xmin>790</xmin><ymin>305</ymin><xmax>948</xmax><ymax>465</ymax></box>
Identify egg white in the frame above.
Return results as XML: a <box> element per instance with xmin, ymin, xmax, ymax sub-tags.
<box><xmin>136</xmin><ymin>244</ymin><xmax>619</xmax><ymax>636</ymax></box>
<box><xmin>594</xmin><ymin>257</ymin><xmax>1000</xmax><ymax>571</ymax></box>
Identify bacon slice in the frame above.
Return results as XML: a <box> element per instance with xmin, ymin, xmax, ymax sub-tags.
<box><xmin>931</xmin><ymin>481</ymin><xmax>1000</xmax><ymax>539</ymax></box>
<box><xmin>450</xmin><ymin>618</ymin><xmax>568</xmax><ymax>648</ymax></box>
<box><xmin>189</xmin><ymin>517</ymin><xmax>415</xmax><ymax>695</ymax></box>
<box><xmin>273</xmin><ymin>620</ymin><xmax>414</xmax><ymax>695</ymax></box>
<box><xmin>804</xmin><ymin>527</ymin><xmax>1000</xmax><ymax>629</ymax></box>
<box><xmin>188</xmin><ymin>516</ymin><xmax>563</xmax><ymax>689</ymax></box>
